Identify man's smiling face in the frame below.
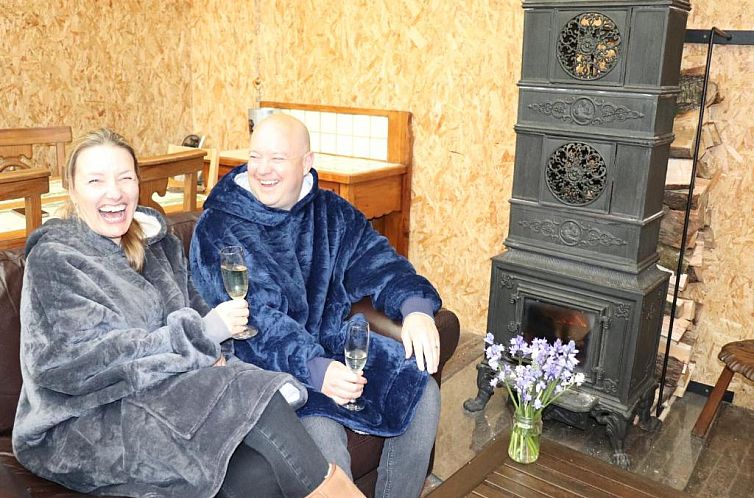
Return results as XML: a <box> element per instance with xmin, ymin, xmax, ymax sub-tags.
<box><xmin>247</xmin><ymin>115</ymin><xmax>313</xmax><ymax>211</ymax></box>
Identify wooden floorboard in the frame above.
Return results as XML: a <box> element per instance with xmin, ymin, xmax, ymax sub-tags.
<box><xmin>489</xmin><ymin>469</ymin><xmax>560</xmax><ymax>497</ymax></box>
<box><xmin>540</xmin><ymin>440</ymin><xmax>685</xmax><ymax>497</ymax></box>
<box><xmin>532</xmin><ymin>451</ymin><xmax>636</xmax><ymax>497</ymax></box>
<box><xmin>428</xmin><ymin>436</ymin><xmax>510</xmax><ymax>498</ymax></box>
<box><xmin>427</xmin><ymin>434</ymin><xmax>688</xmax><ymax>498</ymax></box>
<box><xmin>495</xmin><ymin>462</ymin><xmax>615</xmax><ymax>498</ymax></box>
<box><xmin>472</xmin><ymin>481</ymin><xmax>512</xmax><ymax>497</ymax></box>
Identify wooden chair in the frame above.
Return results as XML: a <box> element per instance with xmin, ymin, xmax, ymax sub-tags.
<box><xmin>0</xmin><ymin>168</ymin><xmax>51</xmax><ymax>250</ymax></box>
<box><xmin>691</xmin><ymin>340</ymin><xmax>754</xmax><ymax>438</ymax></box>
<box><xmin>138</xmin><ymin>149</ymin><xmax>206</xmax><ymax>215</ymax></box>
<box><xmin>0</xmin><ymin>126</ymin><xmax>72</xmax><ymax>177</ymax></box>
<box><xmin>167</xmin><ymin>144</ymin><xmax>220</xmax><ymax>192</ymax></box>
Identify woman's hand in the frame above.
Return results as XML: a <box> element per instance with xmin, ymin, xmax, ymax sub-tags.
<box><xmin>214</xmin><ymin>299</ymin><xmax>249</xmax><ymax>338</ymax></box>
<box><xmin>321</xmin><ymin>361</ymin><xmax>367</xmax><ymax>405</ymax></box>
<box><xmin>401</xmin><ymin>312</ymin><xmax>440</xmax><ymax>374</ymax></box>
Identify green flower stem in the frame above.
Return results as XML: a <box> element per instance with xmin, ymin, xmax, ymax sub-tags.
<box><xmin>508</xmin><ymin>411</ymin><xmax>542</xmax><ymax>464</ymax></box>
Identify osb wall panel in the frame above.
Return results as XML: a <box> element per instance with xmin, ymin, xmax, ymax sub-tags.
<box><xmin>0</xmin><ymin>0</ymin><xmax>193</xmax><ymax>159</ymax></box>
<box><xmin>188</xmin><ymin>0</ymin><xmax>260</xmax><ymax>149</ymax></box>
<box><xmin>193</xmin><ymin>0</ymin><xmax>523</xmax><ymax>335</ymax></box>
<box><xmin>683</xmin><ymin>3</ymin><xmax>754</xmax><ymax>409</ymax></box>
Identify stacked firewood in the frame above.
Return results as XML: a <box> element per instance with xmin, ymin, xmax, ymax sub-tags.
<box><xmin>654</xmin><ymin>66</ymin><xmax>722</xmax><ymax>418</ymax></box>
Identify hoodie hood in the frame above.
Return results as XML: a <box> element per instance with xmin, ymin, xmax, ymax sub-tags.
<box><xmin>203</xmin><ymin>164</ymin><xmax>320</xmax><ymax>227</ymax></box>
<box><xmin>26</xmin><ymin>206</ymin><xmax>168</xmax><ymax>257</ymax></box>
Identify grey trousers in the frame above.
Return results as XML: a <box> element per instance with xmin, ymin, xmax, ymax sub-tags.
<box><xmin>301</xmin><ymin>377</ymin><xmax>441</xmax><ymax>498</ymax></box>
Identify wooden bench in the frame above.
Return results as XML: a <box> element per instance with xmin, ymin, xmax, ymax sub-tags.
<box><xmin>138</xmin><ymin>149</ymin><xmax>206</xmax><ymax>215</ymax></box>
<box><xmin>427</xmin><ymin>434</ymin><xmax>687</xmax><ymax>498</ymax></box>
<box><xmin>0</xmin><ymin>126</ymin><xmax>72</xmax><ymax>178</ymax></box>
<box><xmin>0</xmin><ymin>168</ymin><xmax>51</xmax><ymax>250</ymax></box>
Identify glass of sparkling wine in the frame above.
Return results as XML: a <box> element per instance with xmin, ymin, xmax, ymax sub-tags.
<box><xmin>219</xmin><ymin>246</ymin><xmax>257</xmax><ymax>339</ymax></box>
<box><xmin>343</xmin><ymin>321</ymin><xmax>370</xmax><ymax>411</ymax></box>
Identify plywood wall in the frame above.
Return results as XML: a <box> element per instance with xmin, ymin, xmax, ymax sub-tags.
<box><xmin>683</xmin><ymin>5</ymin><xmax>754</xmax><ymax>409</ymax></box>
<box><xmin>187</xmin><ymin>0</ymin><xmax>259</xmax><ymax>150</ymax></box>
<box><xmin>0</xmin><ymin>0</ymin><xmax>193</xmax><ymax>156</ymax></box>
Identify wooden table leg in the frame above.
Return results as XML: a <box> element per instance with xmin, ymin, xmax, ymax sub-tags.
<box><xmin>692</xmin><ymin>365</ymin><xmax>734</xmax><ymax>438</ymax></box>
<box><xmin>383</xmin><ymin>210</ymin><xmax>408</xmax><ymax>258</ymax></box>
<box><xmin>25</xmin><ymin>195</ymin><xmax>43</xmax><ymax>234</ymax></box>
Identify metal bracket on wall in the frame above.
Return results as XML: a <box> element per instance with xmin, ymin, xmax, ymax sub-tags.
<box><xmin>686</xmin><ymin>29</ymin><xmax>754</xmax><ymax>45</ymax></box>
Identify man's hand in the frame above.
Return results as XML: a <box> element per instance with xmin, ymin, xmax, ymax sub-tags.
<box><xmin>321</xmin><ymin>361</ymin><xmax>367</xmax><ymax>405</ymax></box>
<box><xmin>401</xmin><ymin>313</ymin><xmax>440</xmax><ymax>374</ymax></box>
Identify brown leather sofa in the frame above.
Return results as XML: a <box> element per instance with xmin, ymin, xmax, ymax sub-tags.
<box><xmin>0</xmin><ymin>211</ymin><xmax>460</xmax><ymax>497</ymax></box>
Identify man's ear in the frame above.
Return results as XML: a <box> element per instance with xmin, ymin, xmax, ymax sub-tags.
<box><xmin>302</xmin><ymin>151</ymin><xmax>314</xmax><ymax>175</ymax></box>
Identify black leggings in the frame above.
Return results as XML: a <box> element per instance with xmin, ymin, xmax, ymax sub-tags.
<box><xmin>217</xmin><ymin>393</ymin><xmax>330</xmax><ymax>498</ymax></box>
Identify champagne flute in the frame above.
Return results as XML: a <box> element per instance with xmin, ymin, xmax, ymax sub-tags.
<box><xmin>343</xmin><ymin>321</ymin><xmax>370</xmax><ymax>411</ymax></box>
<box><xmin>219</xmin><ymin>246</ymin><xmax>257</xmax><ymax>339</ymax></box>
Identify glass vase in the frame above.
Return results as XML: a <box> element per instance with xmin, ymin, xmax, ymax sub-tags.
<box><xmin>508</xmin><ymin>411</ymin><xmax>542</xmax><ymax>464</ymax></box>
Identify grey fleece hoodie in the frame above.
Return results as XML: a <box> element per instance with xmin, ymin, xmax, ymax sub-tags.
<box><xmin>12</xmin><ymin>207</ymin><xmax>306</xmax><ymax>497</ymax></box>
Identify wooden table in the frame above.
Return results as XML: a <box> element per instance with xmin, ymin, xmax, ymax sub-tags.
<box><xmin>427</xmin><ymin>434</ymin><xmax>687</xmax><ymax>498</ymax></box>
<box><xmin>0</xmin><ymin>168</ymin><xmax>51</xmax><ymax>250</ymax></box>
<box><xmin>219</xmin><ymin>150</ymin><xmax>410</xmax><ymax>257</ymax></box>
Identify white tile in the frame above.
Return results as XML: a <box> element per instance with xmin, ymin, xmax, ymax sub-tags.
<box><xmin>310</xmin><ymin>131</ymin><xmax>321</xmax><ymax>153</ymax></box>
<box><xmin>320</xmin><ymin>133</ymin><xmax>337</xmax><ymax>154</ymax></box>
<box><xmin>369</xmin><ymin>138</ymin><xmax>388</xmax><ymax>160</ymax></box>
<box><xmin>277</xmin><ymin>109</ymin><xmax>294</xmax><ymax>120</ymax></box>
<box><xmin>353</xmin><ymin>136</ymin><xmax>370</xmax><ymax>158</ymax></box>
<box><xmin>304</xmin><ymin>111</ymin><xmax>321</xmax><ymax>133</ymax></box>
<box><xmin>336</xmin><ymin>113</ymin><xmax>354</xmax><ymax>135</ymax></box>
<box><xmin>290</xmin><ymin>109</ymin><xmax>306</xmax><ymax>123</ymax></box>
<box><xmin>321</xmin><ymin>112</ymin><xmax>337</xmax><ymax>133</ymax></box>
<box><xmin>336</xmin><ymin>135</ymin><xmax>353</xmax><ymax>156</ymax></box>
<box><xmin>370</xmin><ymin>116</ymin><xmax>389</xmax><ymax>139</ymax></box>
<box><xmin>353</xmin><ymin>115</ymin><xmax>371</xmax><ymax>137</ymax></box>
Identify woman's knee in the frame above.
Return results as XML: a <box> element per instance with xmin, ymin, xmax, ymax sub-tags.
<box><xmin>254</xmin><ymin>392</ymin><xmax>297</xmax><ymax>432</ymax></box>
<box><xmin>243</xmin><ymin>393</ymin><xmax>330</xmax><ymax>494</ymax></box>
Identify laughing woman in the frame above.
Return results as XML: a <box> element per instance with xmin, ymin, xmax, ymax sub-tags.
<box><xmin>12</xmin><ymin>129</ymin><xmax>362</xmax><ymax>498</ymax></box>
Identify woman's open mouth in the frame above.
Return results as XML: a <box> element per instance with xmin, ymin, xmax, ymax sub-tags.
<box><xmin>99</xmin><ymin>205</ymin><xmax>128</xmax><ymax>223</ymax></box>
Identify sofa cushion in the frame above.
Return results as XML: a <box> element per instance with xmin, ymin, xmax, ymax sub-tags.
<box><xmin>0</xmin><ymin>449</ymin><xmax>31</xmax><ymax>498</ymax></box>
<box><xmin>166</xmin><ymin>210</ymin><xmax>201</xmax><ymax>256</ymax></box>
<box><xmin>0</xmin><ymin>248</ymin><xmax>24</xmax><ymax>435</ymax></box>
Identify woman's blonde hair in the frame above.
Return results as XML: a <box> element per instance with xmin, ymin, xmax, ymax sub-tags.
<box><xmin>60</xmin><ymin>128</ymin><xmax>145</xmax><ymax>271</ymax></box>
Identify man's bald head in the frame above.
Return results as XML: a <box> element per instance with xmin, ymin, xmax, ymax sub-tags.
<box><xmin>246</xmin><ymin>113</ymin><xmax>315</xmax><ymax>211</ymax></box>
<box><xmin>251</xmin><ymin>113</ymin><xmax>310</xmax><ymax>155</ymax></box>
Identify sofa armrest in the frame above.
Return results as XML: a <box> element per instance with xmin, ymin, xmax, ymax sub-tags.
<box><xmin>349</xmin><ymin>298</ymin><xmax>460</xmax><ymax>381</ymax></box>
<box><xmin>0</xmin><ymin>461</ymin><xmax>31</xmax><ymax>498</ymax></box>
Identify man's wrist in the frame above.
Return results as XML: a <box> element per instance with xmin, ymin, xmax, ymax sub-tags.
<box><xmin>400</xmin><ymin>296</ymin><xmax>435</xmax><ymax>320</ymax></box>
<box><xmin>307</xmin><ymin>357</ymin><xmax>334</xmax><ymax>391</ymax></box>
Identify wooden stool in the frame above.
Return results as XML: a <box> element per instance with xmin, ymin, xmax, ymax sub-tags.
<box><xmin>692</xmin><ymin>340</ymin><xmax>754</xmax><ymax>438</ymax></box>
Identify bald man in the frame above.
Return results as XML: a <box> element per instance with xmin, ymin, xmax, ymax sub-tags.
<box><xmin>190</xmin><ymin>114</ymin><xmax>442</xmax><ymax>498</ymax></box>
